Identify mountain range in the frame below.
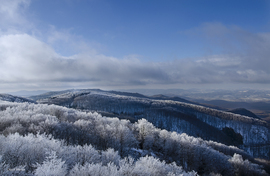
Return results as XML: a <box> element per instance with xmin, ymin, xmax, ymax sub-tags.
<box><xmin>27</xmin><ymin>89</ymin><xmax>270</xmax><ymax>160</ymax></box>
<box><xmin>0</xmin><ymin>89</ymin><xmax>270</xmax><ymax>175</ymax></box>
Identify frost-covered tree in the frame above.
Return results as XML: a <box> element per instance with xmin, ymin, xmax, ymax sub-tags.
<box><xmin>0</xmin><ymin>133</ymin><xmax>62</xmax><ymax>172</ymax></box>
<box><xmin>59</xmin><ymin>144</ymin><xmax>100</xmax><ymax>168</ymax></box>
<box><xmin>101</xmin><ymin>148</ymin><xmax>121</xmax><ymax>166</ymax></box>
<box><xmin>229</xmin><ymin>153</ymin><xmax>267</xmax><ymax>176</ymax></box>
<box><xmin>0</xmin><ymin>101</ymin><xmax>267</xmax><ymax>175</ymax></box>
<box><xmin>35</xmin><ymin>151</ymin><xmax>67</xmax><ymax>176</ymax></box>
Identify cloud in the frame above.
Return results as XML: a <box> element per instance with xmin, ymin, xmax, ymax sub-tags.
<box><xmin>0</xmin><ymin>1</ymin><xmax>269</xmax><ymax>91</ymax></box>
<box><xmin>0</xmin><ymin>34</ymin><xmax>168</xmax><ymax>85</ymax></box>
<box><xmin>45</xmin><ymin>25</ymin><xmax>99</xmax><ymax>56</ymax></box>
<box><xmin>0</xmin><ymin>0</ymin><xmax>31</xmax><ymax>32</ymax></box>
<box><xmin>182</xmin><ymin>22</ymin><xmax>270</xmax><ymax>81</ymax></box>
<box><xmin>1</xmin><ymin>31</ymin><xmax>270</xmax><ymax>92</ymax></box>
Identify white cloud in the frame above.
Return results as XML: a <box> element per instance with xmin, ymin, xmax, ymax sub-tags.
<box><xmin>0</xmin><ymin>1</ymin><xmax>270</xmax><ymax>92</ymax></box>
<box><xmin>196</xmin><ymin>55</ymin><xmax>241</xmax><ymax>67</ymax></box>
<box><xmin>0</xmin><ymin>0</ymin><xmax>31</xmax><ymax>32</ymax></box>
<box><xmin>1</xmin><ymin>32</ymin><xmax>270</xmax><ymax>92</ymax></box>
<box><xmin>45</xmin><ymin>25</ymin><xmax>99</xmax><ymax>56</ymax></box>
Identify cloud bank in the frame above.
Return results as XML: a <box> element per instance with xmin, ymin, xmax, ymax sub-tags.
<box><xmin>0</xmin><ymin>1</ymin><xmax>270</xmax><ymax>91</ymax></box>
<box><xmin>0</xmin><ymin>31</ymin><xmax>269</xmax><ymax>90</ymax></box>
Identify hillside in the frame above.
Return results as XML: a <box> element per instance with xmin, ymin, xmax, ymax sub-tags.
<box><xmin>0</xmin><ymin>100</ymin><xmax>268</xmax><ymax>175</ymax></box>
<box><xmin>30</xmin><ymin>89</ymin><xmax>270</xmax><ymax>160</ymax></box>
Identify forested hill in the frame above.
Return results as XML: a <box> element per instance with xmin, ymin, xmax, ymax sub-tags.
<box><xmin>30</xmin><ymin>89</ymin><xmax>270</xmax><ymax>160</ymax></box>
<box><xmin>0</xmin><ymin>100</ymin><xmax>268</xmax><ymax>175</ymax></box>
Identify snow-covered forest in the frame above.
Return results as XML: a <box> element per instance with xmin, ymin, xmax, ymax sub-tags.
<box><xmin>32</xmin><ymin>89</ymin><xmax>270</xmax><ymax>159</ymax></box>
<box><xmin>0</xmin><ymin>100</ymin><xmax>268</xmax><ymax>175</ymax></box>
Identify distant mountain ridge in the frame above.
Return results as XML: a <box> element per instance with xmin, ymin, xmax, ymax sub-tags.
<box><xmin>30</xmin><ymin>89</ymin><xmax>268</xmax><ymax>126</ymax></box>
<box><xmin>7</xmin><ymin>90</ymin><xmax>49</xmax><ymax>97</ymax></box>
<box><xmin>194</xmin><ymin>98</ymin><xmax>270</xmax><ymax>122</ymax></box>
<box><xmin>228</xmin><ymin>108</ymin><xmax>260</xmax><ymax>119</ymax></box>
<box><xmin>149</xmin><ymin>94</ymin><xmax>197</xmax><ymax>104</ymax></box>
<box><xmin>0</xmin><ymin>94</ymin><xmax>36</xmax><ymax>103</ymax></box>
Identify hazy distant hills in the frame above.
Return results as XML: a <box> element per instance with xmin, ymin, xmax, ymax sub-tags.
<box><xmin>194</xmin><ymin>99</ymin><xmax>270</xmax><ymax>122</ymax></box>
<box><xmin>123</xmin><ymin>89</ymin><xmax>270</xmax><ymax>102</ymax></box>
<box><xmin>195</xmin><ymin>99</ymin><xmax>270</xmax><ymax>112</ymax></box>
<box><xmin>120</xmin><ymin>88</ymin><xmax>270</xmax><ymax>122</ymax></box>
<box><xmin>228</xmin><ymin>108</ymin><xmax>260</xmax><ymax>119</ymax></box>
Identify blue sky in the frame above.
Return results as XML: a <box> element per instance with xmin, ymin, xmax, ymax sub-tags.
<box><xmin>0</xmin><ymin>0</ymin><xmax>270</xmax><ymax>92</ymax></box>
<box><xmin>30</xmin><ymin>0</ymin><xmax>269</xmax><ymax>59</ymax></box>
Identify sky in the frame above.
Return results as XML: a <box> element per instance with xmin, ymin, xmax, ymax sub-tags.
<box><xmin>0</xmin><ymin>0</ymin><xmax>270</xmax><ymax>93</ymax></box>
